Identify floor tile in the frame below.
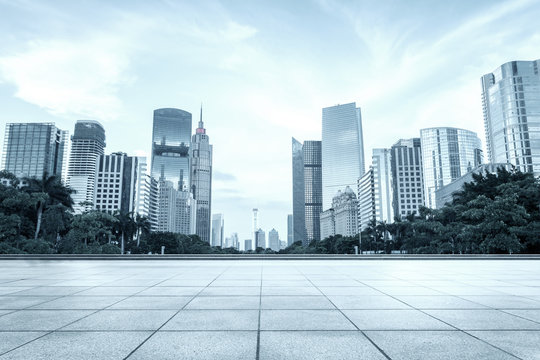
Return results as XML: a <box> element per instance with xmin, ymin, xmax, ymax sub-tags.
<box><xmin>329</xmin><ymin>295</ymin><xmax>411</xmax><ymax>309</ymax></box>
<box><xmin>162</xmin><ymin>309</ymin><xmax>259</xmax><ymax>330</ymax></box>
<box><xmin>260</xmin><ymin>310</ymin><xmax>356</xmax><ymax>330</ymax></box>
<box><xmin>185</xmin><ymin>296</ymin><xmax>259</xmax><ymax>309</ymax></box>
<box><xmin>0</xmin><ymin>310</ymin><xmax>93</xmax><ymax>330</ymax></box>
<box><xmin>31</xmin><ymin>296</ymin><xmax>126</xmax><ymax>310</ymax></box>
<box><xmin>395</xmin><ymin>295</ymin><xmax>487</xmax><ymax>309</ymax></box>
<box><xmin>343</xmin><ymin>309</ymin><xmax>452</xmax><ymax>330</ymax></box>
<box><xmin>108</xmin><ymin>296</ymin><xmax>191</xmax><ymax>309</ymax></box>
<box><xmin>459</xmin><ymin>295</ymin><xmax>540</xmax><ymax>309</ymax></box>
<box><xmin>64</xmin><ymin>309</ymin><xmax>176</xmax><ymax>330</ymax></box>
<box><xmin>0</xmin><ymin>332</ymin><xmax>46</xmax><ymax>354</ymax></box>
<box><xmin>469</xmin><ymin>330</ymin><xmax>540</xmax><ymax>360</ymax></box>
<box><xmin>261</xmin><ymin>296</ymin><xmax>334</xmax><ymax>309</ymax></box>
<box><xmin>424</xmin><ymin>309</ymin><xmax>540</xmax><ymax>330</ymax></box>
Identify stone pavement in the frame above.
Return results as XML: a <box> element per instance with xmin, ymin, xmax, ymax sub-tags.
<box><xmin>0</xmin><ymin>259</ymin><xmax>539</xmax><ymax>359</ymax></box>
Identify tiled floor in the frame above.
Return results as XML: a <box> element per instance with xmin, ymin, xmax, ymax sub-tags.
<box><xmin>0</xmin><ymin>259</ymin><xmax>539</xmax><ymax>359</ymax></box>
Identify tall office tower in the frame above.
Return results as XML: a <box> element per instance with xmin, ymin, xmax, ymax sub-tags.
<box><xmin>67</xmin><ymin>120</ymin><xmax>106</xmax><ymax>213</ymax></box>
<box><xmin>420</xmin><ymin>128</ymin><xmax>483</xmax><ymax>208</ymax></box>
<box><xmin>482</xmin><ymin>60</ymin><xmax>540</xmax><ymax>174</ymax></box>
<box><xmin>211</xmin><ymin>213</ymin><xmax>224</xmax><ymax>247</ymax></box>
<box><xmin>357</xmin><ymin>170</ymin><xmax>374</xmax><ymax>231</ymax></box>
<box><xmin>372</xmin><ymin>149</ymin><xmax>394</xmax><ymax>224</ymax></box>
<box><xmin>134</xmin><ymin>157</ymin><xmax>152</xmax><ymax>218</ymax></box>
<box><xmin>255</xmin><ymin>228</ymin><xmax>266</xmax><ymax>249</ymax></box>
<box><xmin>390</xmin><ymin>139</ymin><xmax>425</xmax><ymax>218</ymax></box>
<box><xmin>244</xmin><ymin>239</ymin><xmax>252</xmax><ymax>251</ymax></box>
<box><xmin>229</xmin><ymin>232</ymin><xmax>239</xmax><ymax>249</ymax></box>
<box><xmin>190</xmin><ymin>107</ymin><xmax>213</xmax><ymax>243</ymax></box>
<box><xmin>291</xmin><ymin>138</ymin><xmax>323</xmax><ymax>246</ymax></box>
<box><xmin>322</xmin><ymin>102</ymin><xmax>365</xmax><ymax>210</ymax></box>
<box><xmin>252</xmin><ymin>208</ymin><xmax>259</xmax><ymax>241</ymax></box>
<box><xmin>93</xmin><ymin>153</ymin><xmax>138</xmax><ymax>214</ymax></box>
<box><xmin>151</xmin><ymin>108</ymin><xmax>195</xmax><ymax>233</ymax></box>
<box><xmin>268</xmin><ymin>228</ymin><xmax>280</xmax><ymax>251</ymax></box>
<box><xmin>287</xmin><ymin>214</ymin><xmax>293</xmax><ymax>246</ymax></box>
<box><xmin>2</xmin><ymin>123</ymin><xmax>69</xmax><ymax>181</ymax></box>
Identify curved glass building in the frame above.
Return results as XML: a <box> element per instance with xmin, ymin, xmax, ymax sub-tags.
<box><xmin>481</xmin><ymin>60</ymin><xmax>540</xmax><ymax>174</ymax></box>
<box><xmin>420</xmin><ymin>127</ymin><xmax>482</xmax><ymax>208</ymax></box>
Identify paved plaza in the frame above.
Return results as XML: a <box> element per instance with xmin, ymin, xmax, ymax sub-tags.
<box><xmin>0</xmin><ymin>259</ymin><xmax>539</xmax><ymax>359</ymax></box>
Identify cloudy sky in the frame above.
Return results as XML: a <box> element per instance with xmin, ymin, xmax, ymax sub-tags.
<box><xmin>1</xmin><ymin>0</ymin><xmax>539</xmax><ymax>243</ymax></box>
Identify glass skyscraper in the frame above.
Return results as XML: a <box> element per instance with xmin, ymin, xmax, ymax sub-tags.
<box><xmin>322</xmin><ymin>102</ymin><xmax>365</xmax><ymax>210</ymax></box>
<box><xmin>2</xmin><ymin>123</ymin><xmax>68</xmax><ymax>181</ymax></box>
<box><xmin>291</xmin><ymin>138</ymin><xmax>322</xmax><ymax>246</ymax></box>
<box><xmin>481</xmin><ymin>59</ymin><xmax>540</xmax><ymax>174</ymax></box>
<box><xmin>420</xmin><ymin>128</ymin><xmax>483</xmax><ymax>208</ymax></box>
<box><xmin>151</xmin><ymin>108</ymin><xmax>195</xmax><ymax>233</ymax></box>
<box><xmin>67</xmin><ymin>120</ymin><xmax>106</xmax><ymax>213</ymax></box>
<box><xmin>190</xmin><ymin>108</ymin><xmax>213</xmax><ymax>243</ymax></box>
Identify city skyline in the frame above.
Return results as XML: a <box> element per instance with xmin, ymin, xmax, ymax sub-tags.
<box><xmin>1</xmin><ymin>1</ymin><xmax>540</xmax><ymax>240</ymax></box>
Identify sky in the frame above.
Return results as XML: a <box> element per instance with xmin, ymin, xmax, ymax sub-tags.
<box><xmin>0</xmin><ymin>0</ymin><xmax>540</xmax><ymax>245</ymax></box>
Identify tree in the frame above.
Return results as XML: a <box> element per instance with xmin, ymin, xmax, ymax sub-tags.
<box><xmin>113</xmin><ymin>211</ymin><xmax>136</xmax><ymax>255</ymax></box>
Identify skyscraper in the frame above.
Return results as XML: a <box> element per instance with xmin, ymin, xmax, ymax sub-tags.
<box><xmin>151</xmin><ymin>108</ymin><xmax>195</xmax><ymax>233</ymax></box>
<box><xmin>420</xmin><ymin>128</ymin><xmax>483</xmax><ymax>208</ymax></box>
<box><xmin>372</xmin><ymin>149</ymin><xmax>394</xmax><ymax>224</ymax></box>
<box><xmin>255</xmin><ymin>228</ymin><xmax>266</xmax><ymax>249</ymax></box>
<box><xmin>67</xmin><ymin>120</ymin><xmax>106</xmax><ymax>213</ymax></box>
<box><xmin>291</xmin><ymin>138</ymin><xmax>322</xmax><ymax>246</ymax></box>
<box><xmin>190</xmin><ymin>106</ymin><xmax>213</xmax><ymax>243</ymax></box>
<box><xmin>322</xmin><ymin>102</ymin><xmax>365</xmax><ymax>210</ymax></box>
<box><xmin>2</xmin><ymin>123</ymin><xmax>68</xmax><ymax>181</ymax></box>
<box><xmin>390</xmin><ymin>139</ymin><xmax>425</xmax><ymax>217</ymax></box>
<box><xmin>268</xmin><ymin>228</ymin><xmax>280</xmax><ymax>251</ymax></box>
<box><xmin>211</xmin><ymin>213</ymin><xmax>224</xmax><ymax>247</ymax></box>
<box><xmin>482</xmin><ymin>59</ymin><xmax>540</xmax><ymax>174</ymax></box>
<box><xmin>287</xmin><ymin>214</ymin><xmax>293</xmax><ymax>246</ymax></box>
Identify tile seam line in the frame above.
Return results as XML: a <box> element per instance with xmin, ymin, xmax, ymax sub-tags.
<box><xmin>122</xmin><ymin>265</ymin><xmax>232</xmax><ymax>360</ymax></box>
<box><xmin>338</xmin><ymin>268</ymin><xmax>524</xmax><ymax>360</ymax></box>
<box><xmin>256</xmin><ymin>260</ymin><xmax>263</xmax><ymax>360</ymax></box>
<box><xmin>295</xmin><ymin>266</ymin><xmax>393</xmax><ymax>360</ymax></box>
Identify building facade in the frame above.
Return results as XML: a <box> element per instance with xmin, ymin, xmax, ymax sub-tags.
<box><xmin>151</xmin><ymin>108</ymin><xmax>195</xmax><ymax>233</ymax></box>
<box><xmin>322</xmin><ymin>102</ymin><xmax>365</xmax><ymax>210</ymax></box>
<box><xmin>244</xmin><ymin>239</ymin><xmax>252</xmax><ymax>252</ymax></box>
<box><xmin>211</xmin><ymin>213</ymin><xmax>224</xmax><ymax>247</ymax></box>
<box><xmin>190</xmin><ymin>108</ymin><xmax>213</xmax><ymax>243</ymax></box>
<box><xmin>67</xmin><ymin>120</ymin><xmax>106</xmax><ymax>213</ymax></box>
<box><xmin>390</xmin><ymin>139</ymin><xmax>425</xmax><ymax>218</ymax></box>
<box><xmin>372</xmin><ymin>149</ymin><xmax>394</xmax><ymax>224</ymax></box>
<box><xmin>268</xmin><ymin>228</ymin><xmax>280</xmax><ymax>251</ymax></box>
<box><xmin>287</xmin><ymin>214</ymin><xmax>293</xmax><ymax>246</ymax></box>
<box><xmin>420</xmin><ymin>128</ymin><xmax>483</xmax><ymax>209</ymax></box>
<box><xmin>333</xmin><ymin>186</ymin><xmax>358</xmax><ymax>236</ymax></box>
<box><xmin>320</xmin><ymin>208</ymin><xmax>335</xmax><ymax>240</ymax></box>
<box><xmin>481</xmin><ymin>59</ymin><xmax>540</xmax><ymax>174</ymax></box>
<box><xmin>255</xmin><ymin>228</ymin><xmax>266</xmax><ymax>249</ymax></box>
<box><xmin>357</xmin><ymin>169</ymin><xmax>375</xmax><ymax>231</ymax></box>
<box><xmin>291</xmin><ymin>138</ymin><xmax>322</xmax><ymax>246</ymax></box>
<box><xmin>2</xmin><ymin>123</ymin><xmax>68</xmax><ymax>181</ymax></box>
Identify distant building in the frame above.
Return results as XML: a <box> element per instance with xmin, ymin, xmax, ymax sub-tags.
<box><xmin>134</xmin><ymin>157</ymin><xmax>158</xmax><ymax>228</ymax></box>
<box><xmin>67</xmin><ymin>120</ymin><xmax>106</xmax><ymax>213</ymax></box>
<box><xmin>390</xmin><ymin>139</ymin><xmax>425</xmax><ymax>218</ymax></box>
<box><xmin>224</xmin><ymin>233</ymin><xmax>239</xmax><ymax>249</ymax></box>
<box><xmin>280</xmin><ymin>240</ymin><xmax>287</xmax><ymax>249</ymax></box>
<box><xmin>287</xmin><ymin>214</ymin><xmax>293</xmax><ymax>246</ymax></box>
<box><xmin>357</xmin><ymin>170</ymin><xmax>374</xmax><ymax>231</ymax></box>
<box><xmin>93</xmin><ymin>152</ymin><xmax>138</xmax><ymax>214</ymax></box>
<box><xmin>420</xmin><ymin>127</ymin><xmax>483</xmax><ymax>208</ymax></box>
<box><xmin>320</xmin><ymin>208</ymin><xmax>335</xmax><ymax>240</ymax></box>
<box><xmin>268</xmin><ymin>228</ymin><xmax>280</xmax><ymax>251</ymax></box>
<box><xmin>2</xmin><ymin>123</ymin><xmax>69</xmax><ymax>181</ymax></box>
<box><xmin>322</xmin><ymin>103</ymin><xmax>365</xmax><ymax>210</ymax></box>
<box><xmin>321</xmin><ymin>186</ymin><xmax>358</xmax><ymax>236</ymax></box>
<box><xmin>292</xmin><ymin>138</ymin><xmax>322</xmax><ymax>245</ymax></box>
<box><xmin>435</xmin><ymin>163</ymin><xmax>512</xmax><ymax>208</ymax></box>
<box><xmin>244</xmin><ymin>239</ymin><xmax>252</xmax><ymax>252</ymax></box>
<box><xmin>482</xmin><ymin>60</ymin><xmax>540</xmax><ymax>175</ymax></box>
<box><xmin>255</xmin><ymin>228</ymin><xmax>266</xmax><ymax>249</ymax></box>
<box><xmin>211</xmin><ymin>214</ymin><xmax>224</xmax><ymax>247</ymax></box>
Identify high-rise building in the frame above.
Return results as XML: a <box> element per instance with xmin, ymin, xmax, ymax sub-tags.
<box><xmin>190</xmin><ymin>107</ymin><xmax>213</xmax><ymax>243</ymax></box>
<box><xmin>287</xmin><ymin>214</ymin><xmax>293</xmax><ymax>246</ymax></box>
<box><xmin>322</xmin><ymin>186</ymin><xmax>358</xmax><ymax>236</ymax></box>
<box><xmin>372</xmin><ymin>149</ymin><xmax>394</xmax><ymax>224</ymax></box>
<box><xmin>255</xmin><ymin>228</ymin><xmax>266</xmax><ymax>249</ymax></box>
<box><xmin>211</xmin><ymin>213</ymin><xmax>224</xmax><ymax>247</ymax></box>
<box><xmin>244</xmin><ymin>239</ymin><xmax>252</xmax><ymax>252</ymax></box>
<box><xmin>151</xmin><ymin>108</ymin><xmax>195</xmax><ymax>233</ymax></box>
<box><xmin>320</xmin><ymin>207</ymin><xmax>335</xmax><ymax>240</ymax></box>
<box><xmin>2</xmin><ymin>123</ymin><xmax>68</xmax><ymax>181</ymax></box>
<box><xmin>252</xmin><ymin>208</ymin><xmax>259</xmax><ymax>242</ymax></box>
<box><xmin>93</xmin><ymin>153</ymin><xmax>138</xmax><ymax>214</ymax></box>
<box><xmin>291</xmin><ymin>138</ymin><xmax>322</xmax><ymax>246</ymax></box>
<box><xmin>322</xmin><ymin>102</ymin><xmax>365</xmax><ymax>210</ymax></box>
<box><xmin>268</xmin><ymin>228</ymin><xmax>280</xmax><ymax>251</ymax></box>
<box><xmin>390</xmin><ymin>139</ymin><xmax>425</xmax><ymax>218</ymax></box>
<box><xmin>67</xmin><ymin>120</ymin><xmax>106</xmax><ymax>213</ymax></box>
<box><xmin>420</xmin><ymin>128</ymin><xmax>483</xmax><ymax>208</ymax></box>
<box><xmin>134</xmin><ymin>157</ymin><xmax>157</xmax><ymax>223</ymax></box>
<box><xmin>481</xmin><ymin>60</ymin><xmax>540</xmax><ymax>174</ymax></box>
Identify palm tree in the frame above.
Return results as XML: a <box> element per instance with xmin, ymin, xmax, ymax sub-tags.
<box><xmin>22</xmin><ymin>173</ymin><xmax>74</xmax><ymax>240</ymax></box>
<box><xmin>134</xmin><ymin>214</ymin><xmax>151</xmax><ymax>247</ymax></box>
<box><xmin>113</xmin><ymin>211</ymin><xmax>136</xmax><ymax>254</ymax></box>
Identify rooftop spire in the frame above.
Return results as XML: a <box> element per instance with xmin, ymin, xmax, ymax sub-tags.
<box><xmin>196</xmin><ymin>103</ymin><xmax>206</xmax><ymax>134</ymax></box>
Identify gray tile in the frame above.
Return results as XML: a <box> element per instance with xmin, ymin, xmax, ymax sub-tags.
<box><xmin>137</xmin><ymin>286</ymin><xmax>203</xmax><ymax>296</ymax></box>
<box><xmin>162</xmin><ymin>310</ymin><xmax>259</xmax><ymax>330</ymax></box>
<box><xmin>199</xmin><ymin>286</ymin><xmax>260</xmax><ymax>296</ymax></box>
<box><xmin>185</xmin><ymin>296</ymin><xmax>259</xmax><ymax>309</ymax></box>
<box><xmin>263</xmin><ymin>280</ymin><xmax>312</xmax><ymax>286</ymax></box>
<box><xmin>260</xmin><ymin>331</ymin><xmax>387</xmax><ymax>360</ymax></box>
<box><xmin>262</xmin><ymin>286</ymin><xmax>320</xmax><ymax>296</ymax></box>
<box><xmin>469</xmin><ymin>330</ymin><xmax>540</xmax><ymax>360</ymax></box>
<box><xmin>329</xmin><ymin>295</ymin><xmax>411</xmax><ymax>309</ymax></box>
<box><xmin>9</xmin><ymin>286</ymin><xmax>90</xmax><ymax>296</ymax></box>
<box><xmin>0</xmin><ymin>310</ymin><xmax>93</xmax><ymax>330</ymax></box>
<box><xmin>366</xmin><ymin>330</ymin><xmax>516</xmax><ymax>360</ymax></box>
<box><xmin>503</xmin><ymin>309</ymin><xmax>540</xmax><ymax>323</ymax></box>
<box><xmin>74</xmin><ymin>287</ymin><xmax>147</xmax><ymax>296</ymax></box>
<box><xmin>261</xmin><ymin>296</ymin><xmax>334</xmax><ymax>309</ymax></box>
<box><xmin>0</xmin><ymin>331</ymin><xmax>151</xmax><ymax>360</ymax></box>
<box><xmin>0</xmin><ymin>296</ymin><xmax>55</xmax><ymax>309</ymax></box>
<box><xmin>260</xmin><ymin>310</ymin><xmax>356</xmax><ymax>330</ymax></box>
<box><xmin>0</xmin><ymin>332</ymin><xmax>46</xmax><ymax>354</ymax></box>
<box><xmin>109</xmin><ymin>296</ymin><xmax>192</xmax><ymax>309</ymax></box>
<box><xmin>129</xmin><ymin>331</ymin><xmax>257</xmax><ymax>360</ymax></box>
<box><xmin>31</xmin><ymin>296</ymin><xmax>126</xmax><ymax>310</ymax></box>
<box><xmin>395</xmin><ymin>295</ymin><xmax>488</xmax><ymax>309</ymax></box>
<box><xmin>317</xmin><ymin>286</ymin><xmax>382</xmax><ymax>296</ymax></box>
<box><xmin>0</xmin><ymin>287</ymin><xmax>32</xmax><ymax>295</ymax></box>
<box><xmin>425</xmin><ymin>309</ymin><xmax>540</xmax><ymax>330</ymax></box>
<box><xmin>343</xmin><ymin>309</ymin><xmax>452</xmax><ymax>330</ymax></box>
<box><xmin>64</xmin><ymin>309</ymin><xmax>176</xmax><ymax>330</ymax></box>
<box><xmin>460</xmin><ymin>295</ymin><xmax>540</xmax><ymax>309</ymax></box>
<box><xmin>375</xmin><ymin>286</ymin><xmax>445</xmax><ymax>296</ymax></box>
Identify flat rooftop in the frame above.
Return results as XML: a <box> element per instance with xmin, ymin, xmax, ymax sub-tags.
<box><xmin>0</xmin><ymin>259</ymin><xmax>539</xmax><ymax>359</ymax></box>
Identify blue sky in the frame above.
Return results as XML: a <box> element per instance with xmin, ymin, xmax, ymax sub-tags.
<box><xmin>1</xmin><ymin>0</ymin><xmax>539</xmax><ymax>243</ymax></box>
